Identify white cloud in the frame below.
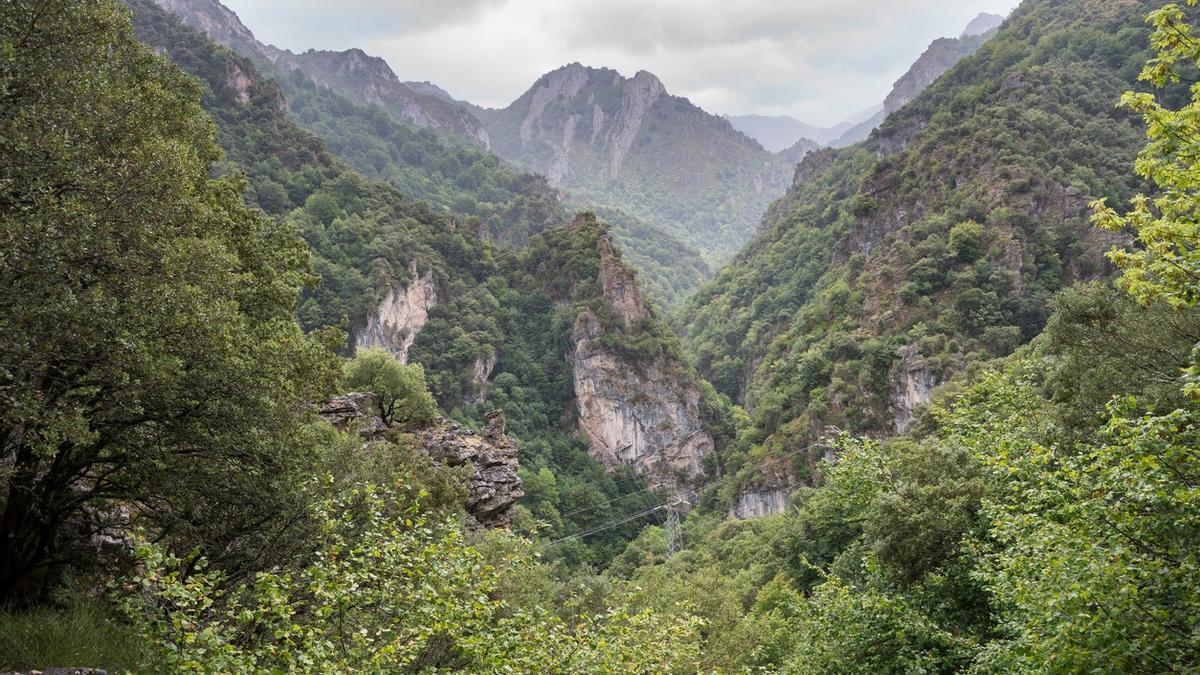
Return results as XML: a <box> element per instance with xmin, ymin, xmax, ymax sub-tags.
<box><xmin>221</xmin><ymin>0</ymin><xmax>1022</xmax><ymax>126</ymax></box>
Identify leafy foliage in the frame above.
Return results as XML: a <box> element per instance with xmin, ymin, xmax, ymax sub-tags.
<box><xmin>344</xmin><ymin>348</ymin><xmax>437</xmax><ymax>427</ymax></box>
<box><xmin>0</xmin><ymin>0</ymin><xmax>340</xmax><ymax>604</ymax></box>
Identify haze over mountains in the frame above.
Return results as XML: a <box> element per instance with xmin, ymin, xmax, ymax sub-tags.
<box><xmin>727</xmin><ymin>12</ymin><xmax>1005</xmax><ymax>151</ymax></box>
<box><xmin>152</xmin><ymin>0</ymin><xmax>1007</xmax><ymax>269</ymax></box>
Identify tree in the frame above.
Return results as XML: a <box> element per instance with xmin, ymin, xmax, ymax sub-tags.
<box><xmin>1092</xmin><ymin>1</ymin><xmax>1200</xmax><ymax>316</ymax></box>
<box><xmin>976</xmin><ymin>404</ymin><xmax>1200</xmax><ymax>672</ymax></box>
<box><xmin>123</xmin><ymin>477</ymin><xmax>705</xmax><ymax>673</ymax></box>
<box><xmin>344</xmin><ymin>348</ymin><xmax>437</xmax><ymax>427</ymax></box>
<box><xmin>0</xmin><ymin>0</ymin><xmax>339</xmax><ymax>604</ymax></box>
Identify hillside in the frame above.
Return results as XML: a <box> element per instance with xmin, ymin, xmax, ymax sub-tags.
<box><xmin>681</xmin><ymin>0</ymin><xmax>1156</xmax><ymax>501</ymax></box>
<box><xmin>152</xmin><ymin>0</ymin><xmax>490</xmax><ymax>146</ymax></box>
<box><xmin>475</xmin><ymin>63</ymin><xmax>798</xmax><ymax>263</ymax></box>
<box><xmin>146</xmin><ymin>0</ymin><xmax>710</xmax><ymax>307</ymax></box>
<box><xmin>128</xmin><ymin>0</ymin><xmax>730</xmax><ymax>563</ymax></box>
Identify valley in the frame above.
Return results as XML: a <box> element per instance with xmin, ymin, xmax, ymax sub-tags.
<box><xmin>2</xmin><ymin>0</ymin><xmax>1199</xmax><ymax>671</ymax></box>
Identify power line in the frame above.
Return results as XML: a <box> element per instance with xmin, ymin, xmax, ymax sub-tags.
<box><xmin>556</xmin><ymin>475</ymin><xmax>672</xmax><ymax>516</ymax></box>
<box><xmin>545</xmin><ymin>501</ymin><xmax>681</xmax><ymax>547</ymax></box>
<box><xmin>544</xmin><ymin>443</ymin><xmax>818</xmax><ymax>548</ymax></box>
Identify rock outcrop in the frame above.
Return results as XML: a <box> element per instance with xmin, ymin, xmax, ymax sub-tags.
<box><xmin>567</xmin><ymin>224</ymin><xmax>715</xmax><ymax>488</ymax></box>
<box><xmin>730</xmin><ymin>486</ymin><xmax>793</xmax><ymax>519</ymax></box>
<box><xmin>418</xmin><ymin>411</ymin><xmax>523</xmax><ymax>530</ymax></box>
<box><xmin>572</xmin><ymin>312</ymin><xmax>714</xmax><ymax>486</ymax></box>
<box><xmin>355</xmin><ymin>262</ymin><xmax>437</xmax><ymax>363</ymax></box>
<box><xmin>318</xmin><ymin>395</ymin><xmax>522</xmax><ymax>529</ymax></box>
<box><xmin>889</xmin><ymin>343</ymin><xmax>942</xmax><ymax>434</ymax></box>
<box><xmin>466</xmin><ymin>349</ymin><xmax>498</xmax><ymax>405</ymax></box>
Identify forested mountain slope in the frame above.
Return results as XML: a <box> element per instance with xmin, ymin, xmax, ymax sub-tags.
<box><xmin>152</xmin><ymin>0</ymin><xmax>490</xmax><ymax>145</ymax></box>
<box><xmin>146</xmin><ymin>0</ymin><xmax>711</xmax><ymax>307</ymax></box>
<box><xmin>127</xmin><ymin>0</ymin><xmax>730</xmax><ymax>568</ymax></box>
<box><xmin>681</xmin><ymin>0</ymin><xmax>1156</xmax><ymax>501</ymax></box>
<box><xmin>476</xmin><ymin>63</ymin><xmax>798</xmax><ymax>263</ymax></box>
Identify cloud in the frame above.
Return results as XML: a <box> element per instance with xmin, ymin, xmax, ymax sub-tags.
<box><xmin>220</xmin><ymin>0</ymin><xmax>505</xmax><ymax>47</ymax></box>
<box><xmin>221</xmin><ymin>0</ymin><xmax>1022</xmax><ymax>126</ymax></box>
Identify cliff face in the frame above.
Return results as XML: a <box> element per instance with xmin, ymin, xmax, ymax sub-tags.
<box><xmin>566</xmin><ymin>223</ymin><xmax>716</xmax><ymax>489</ymax></box>
<box><xmin>889</xmin><ymin>344</ymin><xmax>943</xmax><ymax>435</ymax></box>
<box><xmin>356</xmin><ymin>262</ymin><xmax>438</xmax><ymax>363</ymax></box>
<box><xmin>319</xmin><ymin>395</ymin><xmax>522</xmax><ymax>529</ymax></box>
<box><xmin>571</xmin><ymin>312</ymin><xmax>715</xmax><ymax>486</ymax></box>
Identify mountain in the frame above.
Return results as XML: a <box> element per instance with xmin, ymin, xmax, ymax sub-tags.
<box><xmin>725</xmin><ymin>106</ymin><xmax>881</xmax><ymax>150</ymax></box>
<box><xmin>474</xmin><ymin>63</ymin><xmax>797</xmax><ymax>263</ymax></box>
<box><xmin>828</xmin><ymin>12</ymin><xmax>1005</xmax><ymax>147</ymax></box>
<box><xmin>681</xmin><ymin>0</ymin><xmax>1154</xmax><ymax>508</ymax></box>
<box><xmin>963</xmin><ymin>12</ymin><xmax>1005</xmax><ymax>37</ymax></box>
<box><xmin>147</xmin><ymin>0</ymin><xmax>711</xmax><ymax>307</ymax></box>
<box><xmin>723</xmin><ymin>114</ymin><xmax>826</xmax><ymax>152</ymax></box>
<box><xmin>152</xmin><ymin>0</ymin><xmax>489</xmax><ymax>146</ymax></box>
<box><xmin>128</xmin><ymin>0</ymin><xmax>731</xmax><ymax>565</ymax></box>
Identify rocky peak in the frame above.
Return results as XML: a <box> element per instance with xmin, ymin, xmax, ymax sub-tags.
<box><xmin>963</xmin><ymin>12</ymin><xmax>1005</xmax><ymax>38</ymax></box>
<box><xmin>153</xmin><ymin>0</ymin><xmax>256</xmax><ymax>50</ymax></box>
<box><xmin>884</xmin><ymin>16</ymin><xmax>1000</xmax><ymax>115</ymax></box>
<box><xmin>596</xmin><ymin>232</ymin><xmax>652</xmax><ymax>329</ymax></box>
<box><xmin>318</xmin><ymin>394</ymin><xmax>523</xmax><ymax>530</ymax></box>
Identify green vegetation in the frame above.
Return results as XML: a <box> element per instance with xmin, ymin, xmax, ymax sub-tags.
<box><xmin>7</xmin><ymin>0</ymin><xmax>1200</xmax><ymax>671</ymax></box>
<box><xmin>345</xmin><ymin>349</ymin><xmax>438</xmax><ymax>427</ymax></box>
<box><xmin>680</xmin><ymin>0</ymin><xmax>1160</xmax><ymax>491</ymax></box>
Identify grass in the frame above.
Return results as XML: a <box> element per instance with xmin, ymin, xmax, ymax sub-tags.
<box><xmin>0</xmin><ymin>598</ymin><xmax>146</xmax><ymax>672</ymax></box>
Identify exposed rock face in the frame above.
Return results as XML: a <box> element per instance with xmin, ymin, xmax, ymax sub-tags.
<box><xmin>889</xmin><ymin>343</ymin><xmax>942</xmax><ymax>434</ymax></box>
<box><xmin>318</xmin><ymin>395</ymin><xmax>522</xmax><ymax>529</ymax></box>
<box><xmin>596</xmin><ymin>232</ymin><xmax>651</xmax><ymax>328</ymax></box>
<box><xmin>418</xmin><ymin>411</ymin><xmax>523</xmax><ymax>530</ymax></box>
<box><xmin>466</xmin><ymin>349</ymin><xmax>498</xmax><ymax>405</ymax></box>
<box><xmin>319</xmin><ymin>392</ymin><xmax>390</xmax><ymax>439</ymax></box>
<box><xmin>572</xmin><ymin>310</ymin><xmax>715</xmax><ymax>487</ymax></box>
<box><xmin>356</xmin><ymin>262</ymin><xmax>437</xmax><ymax>363</ymax></box>
<box><xmin>730</xmin><ymin>486</ymin><xmax>793</xmax><ymax>519</ymax></box>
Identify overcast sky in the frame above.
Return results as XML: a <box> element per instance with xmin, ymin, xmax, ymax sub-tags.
<box><xmin>221</xmin><ymin>0</ymin><xmax>1021</xmax><ymax>127</ymax></box>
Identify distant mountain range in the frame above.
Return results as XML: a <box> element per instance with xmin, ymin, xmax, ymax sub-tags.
<box><xmin>471</xmin><ymin>63</ymin><xmax>798</xmax><ymax>262</ymax></box>
<box><xmin>727</xmin><ymin>12</ymin><xmax>1005</xmax><ymax>151</ymax></box>
<box><xmin>151</xmin><ymin>0</ymin><xmax>1004</xmax><ymax>270</ymax></box>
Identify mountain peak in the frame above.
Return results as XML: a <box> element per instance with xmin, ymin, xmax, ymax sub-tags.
<box><xmin>963</xmin><ymin>12</ymin><xmax>1004</xmax><ymax>37</ymax></box>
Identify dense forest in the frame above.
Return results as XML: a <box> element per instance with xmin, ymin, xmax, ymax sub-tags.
<box><xmin>2</xmin><ymin>0</ymin><xmax>1200</xmax><ymax>672</ymax></box>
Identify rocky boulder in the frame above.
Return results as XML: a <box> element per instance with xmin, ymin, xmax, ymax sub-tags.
<box><xmin>318</xmin><ymin>395</ymin><xmax>522</xmax><ymax>529</ymax></box>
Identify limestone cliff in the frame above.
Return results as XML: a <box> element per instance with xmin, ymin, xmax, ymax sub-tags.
<box><xmin>567</xmin><ymin>222</ymin><xmax>715</xmax><ymax>489</ymax></box>
<box><xmin>318</xmin><ymin>395</ymin><xmax>522</xmax><ymax>529</ymax></box>
<box><xmin>889</xmin><ymin>343</ymin><xmax>944</xmax><ymax>435</ymax></box>
<box><xmin>355</xmin><ymin>262</ymin><xmax>437</xmax><ymax>363</ymax></box>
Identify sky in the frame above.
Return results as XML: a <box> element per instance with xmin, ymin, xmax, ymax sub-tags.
<box><xmin>221</xmin><ymin>0</ymin><xmax>1022</xmax><ymax>127</ymax></box>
